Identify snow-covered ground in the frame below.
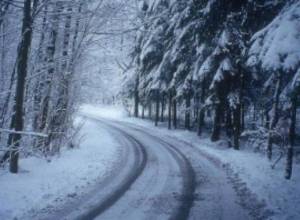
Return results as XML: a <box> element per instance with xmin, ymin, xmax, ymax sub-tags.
<box><xmin>1</xmin><ymin>104</ymin><xmax>299</xmax><ymax>220</ymax></box>
<box><xmin>81</xmin><ymin>104</ymin><xmax>300</xmax><ymax>220</ymax></box>
<box><xmin>0</xmin><ymin>116</ymin><xmax>121</xmax><ymax>220</ymax></box>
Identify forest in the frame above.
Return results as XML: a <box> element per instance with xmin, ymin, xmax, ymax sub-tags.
<box><xmin>123</xmin><ymin>0</ymin><xmax>300</xmax><ymax>180</ymax></box>
<box><xmin>0</xmin><ymin>0</ymin><xmax>134</xmax><ymax>172</ymax></box>
<box><xmin>0</xmin><ymin>0</ymin><xmax>300</xmax><ymax>219</ymax></box>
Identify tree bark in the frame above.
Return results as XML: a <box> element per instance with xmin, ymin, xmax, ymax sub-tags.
<box><xmin>155</xmin><ymin>91</ymin><xmax>160</xmax><ymax>126</ymax></box>
<box><xmin>173</xmin><ymin>97</ymin><xmax>177</xmax><ymax>129</ymax></box>
<box><xmin>160</xmin><ymin>94</ymin><xmax>165</xmax><ymax>122</ymax></box>
<box><xmin>233</xmin><ymin>103</ymin><xmax>241</xmax><ymax>150</ymax></box>
<box><xmin>142</xmin><ymin>104</ymin><xmax>145</xmax><ymax>119</ymax></box>
<box><xmin>8</xmin><ymin>0</ymin><xmax>33</xmax><ymax>173</ymax></box>
<box><xmin>39</xmin><ymin>2</ymin><xmax>60</xmax><ymax>134</ymax></box>
<box><xmin>46</xmin><ymin>2</ymin><xmax>73</xmax><ymax>152</ymax></box>
<box><xmin>149</xmin><ymin>102</ymin><xmax>152</xmax><ymax>119</ymax></box>
<box><xmin>226</xmin><ymin>107</ymin><xmax>232</xmax><ymax>138</ymax></box>
<box><xmin>198</xmin><ymin>83</ymin><xmax>206</xmax><ymax>136</ymax></box>
<box><xmin>285</xmin><ymin>95</ymin><xmax>297</xmax><ymax>179</ymax></box>
<box><xmin>267</xmin><ymin>73</ymin><xmax>282</xmax><ymax>160</ymax></box>
<box><xmin>168</xmin><ymin>93</ymin><xmax>172</xmax><ymax>129</ymax></box>
<box><xmin>185</xmin><ymin>93</ymin><xmax>191</xmax><ymax>130</ymax></box>
<box><xmin>211</xmin><ymin>103</ymin><xmax>222</xmax><ymax>142</ymax></box>
<box><xmin>134</xmin><ymin>75</ymin><xmax>139</xmax><ymax>117</ymax></box>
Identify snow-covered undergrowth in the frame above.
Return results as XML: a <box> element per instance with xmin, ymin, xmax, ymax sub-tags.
<box><xmin>0</xmin><ymin>116</ymin><xmax>121</xmax><ymax>220</ymax></box>
<box><xmin>83</xmin><ymin>105</ymin><xmax>300</xmax><ymax>220</ymax></box>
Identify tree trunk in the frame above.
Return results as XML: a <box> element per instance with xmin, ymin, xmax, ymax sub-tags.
<box><xmin>198</xmin><ymin>83</ymin><xmax>206</xmax><ymax>136</ymax></box>
<box><xmin>211</xmin><ymin>103</ymin><xmax>222</xmax><ymax>142</ymax></box>
<box><xmin>285</xmin><ymin>95</ymin><xmax>297</xmax><ymax>179</ymax></box>
<box><xmin>134</xmin><ymin>76</ymin><xmax>139</xmax><ymax>117</ymax></box>
<box><xmin>198</xmin><ymin>108</ymin><xmax>205</xmax><ymax>136</ymax></box>
<box><xmin>149</xmin><ymin>102</ymin><xmax>152</xmax><ymax>120</ymax></box>
<box><xmin>241</xmin><ymin>102</ymin><xmax>245</xmax><ymax>131</ymax></box>
<box><xmin>142</xmin><ymin>104</ymin><xmax>145</xmax><ymax>119</ymax></box>
<box><xmin>267</xmin><ymin>73</ymin><xmax>282</xmax><ymax>160</ymax></box>
<box><xmin>155</xmin><ymin>91</ymin><xmax>160</xmax><ymax>126</ymax></box>
<box><xmin>265</xmin><ymin>109</ymin><xmax>270</xmax><ymax>129</ymax></box>
<box><xmin>233</xmin><ymin>103</ymin><xmax>241</xmax><ymax>150</ymax></box>
<box><xmin>173</xmin><ymin>97</ymin><xmax>177</xmax><ymax>129</ymax></box>
<box><xmin>185</xmin><ymin>93</ymin><xmax>191</xmax><ymax>130</ymax></box>
<box><xmin>8</xmin><ymin>0</ymin><xmax>33</xmax><ymax>173</ymax></box>
<box><xmin>225</xmin><ymin>107</ymin><xmax>232</xmax><ymax>138</ymax></box>
<box><xmin>39</xmin><ymin>2</ymin><xmax>60</xmax><ymax>134</ymax></box>
<box><xmin>32</xmin><ymin>4</ymin><xmax>48</xmax><ymax>131</ymax></box>
<box><xmin>168</xmin><ymin>93</ymin><xmax>172</xmax><ymax>129</ymax></box>
<box><xmin>46</xmin><ymin>2</ymin><xmax>73</xmax><ymax>152</ymax></box>
<box><xmin>160</xmin><ymin>94</ymin><xmax>165</xmax><ymax>122</ymax></box>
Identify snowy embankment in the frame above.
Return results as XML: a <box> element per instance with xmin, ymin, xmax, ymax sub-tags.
<box><xmin>0</xmin><ymin>116</ymin><xmax>121</xmax><ymax>220</ymax></box>
<box><xmin>82</xmin><ymin>104</ymin><xmax>300</xmax><ymax>220</ymax></box>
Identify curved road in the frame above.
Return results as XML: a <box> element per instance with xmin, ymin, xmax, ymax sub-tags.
<box><xmin>37</xmin><ymin>116</ymin><xmax>269</xmax><ymax>220</ymax></box>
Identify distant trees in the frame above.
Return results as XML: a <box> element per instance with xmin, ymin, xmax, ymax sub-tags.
<box><xmin>126</xmin><ymin>0</ymin><xmax>299</xmax><ymax>179</ymax></box>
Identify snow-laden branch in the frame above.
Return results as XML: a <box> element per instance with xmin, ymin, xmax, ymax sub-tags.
<box><xmin>0</xmin><ymin>129</ymin><xmax>48</xmax><ymax>138</ymax></box>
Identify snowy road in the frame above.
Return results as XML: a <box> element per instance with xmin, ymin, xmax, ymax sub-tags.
<box><xmin>40</xmin><ymin>116</ymin><xmax>262</xmax><ymax>220</ymax></box>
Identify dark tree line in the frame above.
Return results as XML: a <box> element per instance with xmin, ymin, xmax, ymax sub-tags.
<box><xmin>123</xmin><ymin>0</ymin><xmax>300</xmax><ymax>179</ymax></box>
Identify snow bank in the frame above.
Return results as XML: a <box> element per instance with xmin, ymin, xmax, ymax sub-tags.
<box><xmin>0</xmin><ymin>117</ymin><xmax>121</xmax><ymax>220</ymax></box>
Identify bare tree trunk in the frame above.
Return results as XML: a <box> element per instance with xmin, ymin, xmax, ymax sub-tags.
<box><xmin>149</xmin><ymin>102</ymin><xmax>152</xmax><ymax>119</ymax></box>
<box><xmin>233</xmin><ymin>72</ymin><xmax>243</xmax><ymax>150</ymax></box>
<box><xmin>267</xmin><ymin>73</ymin><xmax>282</xmax><ymax>160</ymax></box>
<box><xmin>211</xmin><ymin>103</ymin><xmax>222</xmax><ymax>142</ymax></box>
<box><xmin>168</xmin><ymin>93</ymin><xmax>172</xmax><ymax>129</ymax></box>
<box><xmin>225</xmin><ymin>107</ymin><xmax>232</xmax><ymax>138</ymax></box>
<box><xmin>142</xmin><ymin>104</ymin><xmax>145</xmax><ymax>119</ymax></box>
<box><xmin>155</xmin><ymin>91</ymin><xmax>159</xmax><ymax>126</ymax></box>
<box><xmin>185</xmin><ymin>92</ymin><xmax>191</xmax><ymax>130</ymax></box>
<box><xmin>285</xmin><ymin>95</ymin><xmax>297</xmax><ymax>179</ymax></box>
<box><xmin>9</xmin><ymin>0</ymin><xmax>33</xmax><ymax>173</ymax></box>
<box><xmin>160</xmin><ymin>93</ymin><xmax>165</xmax><ymax>122</ymax></box>
<box><xmin>134</xmin><ymin>75</ymin><xmax>139</xmax><ymax>117</ymax></box>
<box><xmin>198</xmin><ymin>83</ymin><xmax>205</xmax><ymax>136</ymax></box>
<box><xmin>233</xmin><ymin>103</ymin><xmax>241</xmax><ymax>150</ymax></box>
<box><xmin>47</xmin><ymin>2</ymin><xmax>73</xmax><ymax>152</ymax></box>
<box><xmin>241</xmin><ymin>102</ymin><xmax>245</xmax><ymax>131</ymax></box>
<box><xmin>173</xmin><ymin>97</ymin><xmax>177</xmax><ymax>129</ymax></box>
<box><xmin>40</xmin><ymin>2</ymin><xmax>60</xmax><ymax>133</ymax></box>
<box><xmin>265</xmin><ymin>109</ymin><xmax>270</xmax><ymax>128</ymax></box>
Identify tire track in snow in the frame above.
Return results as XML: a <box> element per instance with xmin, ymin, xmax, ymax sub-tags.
<box><xmin>74</xmin><ymin>120</ymin><xmax>148</xmax><ymax>220</ymax></box>
<box><xmin>142</xmin><ymin>133</ymin><xmax>196</xmax><ymax>220</ymax></box>
<box><xmin>170</xmin><ymin>137</ymin><xmax>274</xmax><ymax>220</ymax></box>
<box><xmin>103</xmin><ymin>120</ymin><xmax>197</xmax><ymax>220</ymax></box>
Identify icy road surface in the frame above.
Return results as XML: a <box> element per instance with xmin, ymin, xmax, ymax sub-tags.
<box><xmin>37</xmin><ymin>116</ymin><xmax>271</xmax><ymax>220</ymax></box>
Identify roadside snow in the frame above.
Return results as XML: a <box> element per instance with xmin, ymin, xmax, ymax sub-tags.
<box><xmin>81</xmin><ymin>104</ymin><xmax>300</xmax><ymax>220</ymax></box>
<box><xmin>0</xmin><ymin>116</ymin><xmax>121</xmax><ymax>220</ymax></box>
